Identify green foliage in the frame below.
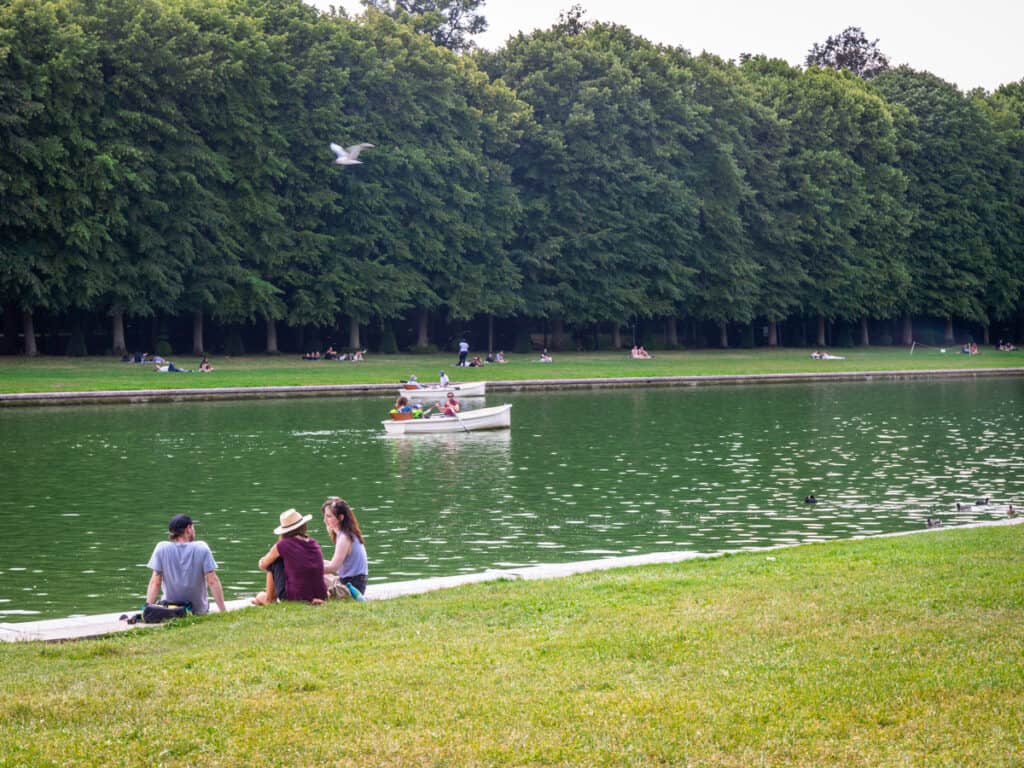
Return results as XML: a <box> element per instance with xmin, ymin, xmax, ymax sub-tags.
<box><xmin>806</xmin><ymin>26</ymin><xmax>890</xmax><ymax>79</ymax></box>
<box><xmin>363</xmin><ymin>0</ymin><xmax>488</xmax><ymax>52</ymax></box>
<box><xmin>65</xmin><ymin>328</ymin><xmax>88</xmax><ymax>357</ymax></box>
<box><xmin>154</xmin><ymin>339</ymin><xmax>173</xmax><ymax>357</ymax></box>
<box><xmin>872</xmin><ymin>68</ymin><xmax>1013</xmax><ymax>325</ymax></box>
<box><xmin>378</xmin><ymin>322</ymin><xmax>398</xmax><ymax>353</ymax></box>
<box><xmin>224</xmin><ymin>330</ymin><xmax>245</xmax><ymax>357</ymax></box>
<box><xmin>835</xmin><ymin>323</ymin><xmax>854</xmax><ymax>347</ymax></box>
<box><xmin>0</xmin><ymin>1</ymin><xmax>1020</xmax><ymax>356</ymax></box>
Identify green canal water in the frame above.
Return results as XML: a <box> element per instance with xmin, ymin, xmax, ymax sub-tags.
<box><xmin>1</xmin><ymin>377</ymin><xmax>1021</xmax><ymax>621</ymax></box>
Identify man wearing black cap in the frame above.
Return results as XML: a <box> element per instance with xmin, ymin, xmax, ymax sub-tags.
<box><xmin>146</xmin><ymin>514</ymin><xmax>226</xmax><ymax>615</ymax></box>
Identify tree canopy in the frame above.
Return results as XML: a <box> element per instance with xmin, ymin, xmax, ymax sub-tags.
<box><xmin>1</xmin><ymin>0</ymin><xmax>1021</xmax><ymax>356</ymax></box>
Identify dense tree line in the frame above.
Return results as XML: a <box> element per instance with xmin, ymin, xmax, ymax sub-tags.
<box><xmin>1</xmin><ymin>0</ymin><xmax>1022</xmax><ymax>356</ymax></box>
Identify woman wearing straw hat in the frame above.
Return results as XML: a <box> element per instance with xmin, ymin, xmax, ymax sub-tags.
<box><xmin>252</xmin><ymin>509</ymin><xmax>328</xmax><ymax>605</ymax></box>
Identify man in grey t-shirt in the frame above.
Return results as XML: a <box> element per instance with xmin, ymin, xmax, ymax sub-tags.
<box><xmin>146</xmin><ymin>514</ymin><xmax>226</xmax><ymax>615</ymax></box>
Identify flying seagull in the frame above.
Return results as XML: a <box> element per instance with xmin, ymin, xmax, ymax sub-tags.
<box><xmin>330</xmin><ymin>142</ymin><xmax>374</xmax><ymax>166</ymax></box>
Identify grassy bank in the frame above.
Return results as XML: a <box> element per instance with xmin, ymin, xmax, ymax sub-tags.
<box><xmin>2</xmin><ymin>526</ymin><xmax>1022</xmax><ymax>766</ymax></box>
<box><xmin>0</xmin><ymin>347</ymin><xmax>1021</xmax><ymax>394</ymax></box>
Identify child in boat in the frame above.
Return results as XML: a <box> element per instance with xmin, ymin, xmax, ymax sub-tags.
<box><xmin>390</xmin><ymin>396</ymin><xmax>415</xmax><ymax>420</ymax></box>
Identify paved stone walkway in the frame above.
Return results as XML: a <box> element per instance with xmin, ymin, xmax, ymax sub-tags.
<box><xmin>3</xmin><ymin>517</ymin><xmax>1018</xmax><ymax>643</ymax></box>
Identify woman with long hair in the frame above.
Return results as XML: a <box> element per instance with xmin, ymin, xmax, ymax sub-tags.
<box><xmin>321</xmin><ymin>497</ymin><xmax>369</xmax><ymax>597</ymax></box>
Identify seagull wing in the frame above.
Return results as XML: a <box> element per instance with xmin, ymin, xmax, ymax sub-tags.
<box><xmin>345</xmin><ymin>143</ymin><xmax>374</xmax><ymax>161</ymax></box>
<box><xmin>330</xmin><ymin>142</ymin><xmax>349</xmax><ymax>162</ymax></box>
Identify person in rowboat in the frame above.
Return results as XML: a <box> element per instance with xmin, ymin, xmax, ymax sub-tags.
<box><xmin>442</xmin><ymin>391</ymin><xmax>460</xmax><ymax>416</ymax></box>
<box><xmin>321</xmin><ymin>497</ymin><xmax>369</xmax><ymax>598</ymax></box>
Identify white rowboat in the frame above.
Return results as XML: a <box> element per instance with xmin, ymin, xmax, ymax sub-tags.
<box><xmin>396</xmin><ymin>381</ymin><xmax>487</xmax><ymax>400</ymax></box>
<box><xmin>383</xmin><ymin>404</ymin><xmax>512</xmax><ymax>435</ymax></box>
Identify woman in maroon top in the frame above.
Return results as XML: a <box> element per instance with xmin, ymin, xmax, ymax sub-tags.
<box><xmin>252</xmin><ymin>509</ymin><xmax>327</xmax><ymax>605</ymax></box>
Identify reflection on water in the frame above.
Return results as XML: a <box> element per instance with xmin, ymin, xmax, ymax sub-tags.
<box><xmin>0</xmin><ymin>377</ymin><xmax>1022</xmax><ymax>620</ymax></box>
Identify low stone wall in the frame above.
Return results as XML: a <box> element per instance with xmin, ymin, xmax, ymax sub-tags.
<box><xmin>1</xmin><ymin>367</ymin><xmax>1022</xmax><ymax>407</ymax></box>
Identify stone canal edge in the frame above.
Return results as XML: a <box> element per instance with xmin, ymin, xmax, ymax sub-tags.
<box><xmin>2</xmin><ymin>366</ymin><xmax>1022</xmax><ymax>407</ymax></box>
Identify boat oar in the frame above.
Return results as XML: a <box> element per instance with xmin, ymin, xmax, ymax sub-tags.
<box><xmin>453</xmin><ymin>407</ymin><xmax>470</xmax><ymax>433</ymax></box>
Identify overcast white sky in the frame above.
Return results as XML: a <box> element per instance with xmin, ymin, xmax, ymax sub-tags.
<box><xmin>313</xmin><ymin>0</ymin><xmax>1023</xmax><ymax>92</ymax></box>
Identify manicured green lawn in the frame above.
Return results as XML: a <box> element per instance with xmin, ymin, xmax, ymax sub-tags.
<box><xmin>0</xmin><ymin>347</ymin><xmax>1020</xmax><ymax>394</ymax></box>
<box><xmin>1</xmin><ymin>526</ymin><xmax>1022</xmax><ymax>766</ymax></box>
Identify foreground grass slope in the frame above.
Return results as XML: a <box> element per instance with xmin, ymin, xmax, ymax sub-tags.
<box><xmin>0</xmin><ymin>347</ymin><xmax>1021</xmax><ymax>394</ymax></box>
<box><xmin>2</xmin><ymin>526</ymin><xmax>1022</xmax><ymax>766</ymax></box>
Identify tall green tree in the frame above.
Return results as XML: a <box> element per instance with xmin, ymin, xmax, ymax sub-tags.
<box><xmin>978</xmin><ymin>81</ymin><xmax>1024</xmax><ymax>336</ymax></box>
<box><xmin>362</xmin><ymin>0</ymin><xmax>487</xmax><ymax>52</ymax></box>
<box><xmin>316</xmin><ymin>9</ymin><xmax>525</xmax><ymax>348</ymax></box>
<box><xmin>479</xmin><ymin>23</ymin><xmax>702</xmax><ymax>347</ymax></box>
<box><xmin>806</xmin><ymin>26</ymin><xmax>890</xmax><ymax>80</ymax></box>
<box><xmin>744</xmin><ymin>59</ymin><xmax>908</xmax><ymax>345</ymax></box>
<box><xmin>0</xmin><ymin>0</ymin><xmax>123</xmax><ymax>354</ymax></box>
<box><xmin>873</xmin><ymin>67</ymin><xmax>1007</xmax><ymax>343</ymax></box>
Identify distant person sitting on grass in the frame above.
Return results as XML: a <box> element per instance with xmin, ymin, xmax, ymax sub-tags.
<box><xmin>252</xmin><ymin>509</ymin><xmax>327</xmax><ymax>605</ymax></box>
<box><xmin>199</xmin><ymin>356</ymin><xmax>213</xmax><ymax>373</ymax></box>
<box><xmin>146</xmin><ymin>514</ymin><xmax>226</xmax><ymax>615</ymax></box>
<box><xmin>539</xmin><ymin>349</ymin><xmax>553</xmax><ymax>363</ymax></box>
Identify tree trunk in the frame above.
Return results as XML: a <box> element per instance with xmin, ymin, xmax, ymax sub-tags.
<box><xmin>416</xmin><ymin>309</ymin><xmax>429</xmax><ymax>348</ymax></box>
<box><xmin>666</xmin><ymin>317</ymin><xmax>678</xmax><ymax>347</ymax></box>
<box><xmin>816</xmin><ymin>315</ymin><xmax>827</xmax><ymax>347</ymax></box>
<box><xmin>944</xmin><ymin>316</ymin><xmax>955</xmax><ymax>345</ymax></box>
<box><xmin>718</xmin><ymin>321</ymin><xmax>728</xmax><ymax>349</ymax></box>
<box><xmin>192</xmin><ymin>310</ymin><xmax>204</xmax><ymax>355</ymax></box>
<box><xmin>859</xmin><ymin>317</ymin><xmax>870</xmax><ymax>347</ymax></box>
<box><xmin>982</xmin><ymin>325</ymin><xmax>990</xmax><ymax>345</ymax></box>
<box><xmin>348</xmin><ymin>316</ymin><xmax>361</xmax><ymax>350</ymax></box>
<box><xmin>611</xmin><ymin>324</ymin><xmax>622</xmax><ymax>349</ymax></box>
<box><xmin>22</xmin><ymin>310</ymin><xmax>38</xmax><ymax>357</ymax></box>
<box><xmin>901</xmin><ymin>315</ymin><xmax>913</xmax><ymax>346</ymax></box>
<box><xmin>112</xmin><ymin>311</ymin><xmax>126</xmax><ymax>355</ymax></box>
<box><xmin>767</xmin><ymin>320</ymin><xmax>778</xmax><ymax>347</ymax></box>
<box><xmin>1</xmin><ymin>304</ymin><xmax>17</xmax><ymax>354</ymax></box>
<box><xmin>551</xmin><ymin>316</ymin><xmax>566</xmax><ymax>351</ymax></box>
<box><xmin>265</xmin><ymin>317</ymin><xmax>279</xmax><ymax>354</ymax></box>
<box><xmin>487</xmin><ymin>314</ymin><xmax>494</xmax><ymax>354</ymax></box>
